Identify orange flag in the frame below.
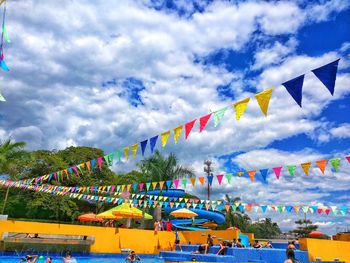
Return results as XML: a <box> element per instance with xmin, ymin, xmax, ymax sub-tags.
<box><xmin>316</xmin><ymin>160</ymin><xmax>327</xmax><ymax>174</ymax></box>
<box><xmin>248</xmin><ymin>170</ymin><xmax>256</xmax><ymax>182</ymax></box>
<box><xmin>301</xmin><ymin>162</ymin><xmax>311</xmax><ymax>176</ymax></box>
<box><xmin>225</xmin><ymin>204</ymin><xmax>230</xmax><ymax>212</ymax></box>
<box><xmin>190</xmin><ymin>177</ymin><xmax>196</xmax><ymax>186</ymax></box>
<box><xmin>159</xmin><ymin>181</ymin><xmax>165</xmax><ymax>190</ymax></box>
<box><xmin>198</xmin><ymin>177</ymin><xmax>205</xmax><ymax>186</ymax></box>
<box><xmin>294</xmin><ymin>206</ymin><xmax>300</xmax><ymax>214</ymax></box>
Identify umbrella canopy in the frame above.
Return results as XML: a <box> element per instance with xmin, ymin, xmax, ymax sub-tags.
<box><xmin>96</xmin><ymin>207</ymin><xmax>124</xmax><ymax>219</ymax></box>
<box><xmin>111</xmin><ymin>203</ymin><xmax>153</xmax><ymax>220</ymax></box>
<box><xmin>78</xmin><ymin>213</ymin><xmax>103</xmax><ymax>222</ymax></box>
<box><xmin>308</xmin><ymin>231</ymin><xmax>325</xmax><ymax>237</ymax></box>
<box><xmin>170</xmin><ymin>208</ymin><xmax>198</xmax><ymax>218</ymax></box>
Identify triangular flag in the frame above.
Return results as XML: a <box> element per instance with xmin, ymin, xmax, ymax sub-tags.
<box><xmin>131</xmin><ymin>144</ymin><xmax>138</xmax><ymax>158</ymax></box>
<box><xmin>97</xmin><ymin>157</ymin><xmax>103</xmax><ymax>170</ymax></box>
<box><xmin>123</xmin><ymin>147</ymin><xmax>130</xmax><ymax>161</ymax></box>
<box><xmin>316</xmin><ymin>160</ymin><xmax>327</xmax><ymax>174</ymax></box>
<box><xmin>216</xmin><ymin>174</ymin><xmax>224</xmax><ymax>185</ymax></box>
<box><xmin>312</xmin><ymin>59</ymin><xmax>340</xmax><ymax>95</ymax></box>
<box><xmin>146</xmin><ymin>182</ymin><xmax>151</xmax><ymax>191</ymax></box>
<box><xmin>294</xmin><ymin>206</ymin><xmax>300</xmax><ymax>214</ymax></box>
<box><xmin>139</xmin><ymin>183</ymin><xmax>144</xmax><ymax>191</ymax></box>
<box><xmin>198</xmin><ymin>177</ymin><xmax>205</xmax><ymax>186</ymax></box>
<box><xmin>225</xmin><ymin>204</ymin><xmax>230</xmax><ymax>212</ymax></box>
<box><xmin>237</xmin><ymin>171</ymin><xmax>244</xmax><ymax>177</ymax></box>
<box><xmin>0</xmin><ymin>60</ymin><xmax>9</xmax><ymax>71</ymax></box>
<box><xmin>159</xmin><ymin>181</ymin><xmax>164</xmax><ymax>190</ymax></box>
<box><xmin>302</xmin><ymin>206</ymin><xmax>309</xmax><ymax>213</ymax></box>
<box><xmin>282</xmin><ymin>75</ymin><xmax>304</xmax><ymax>107</ymax></box>
<box><xmin>330</xmin><ymin>158</ymin><xmax>341</xmax><ymax>172</ymax></box>
<box><xmin>3</xmin><ymin>24</ymin><xmax>10</xmax><ymax>43</ymax></box>
<box><xmin>173</xmin><ymin>179</ymin><xmax>179</xmax><ymax>189</ymax></box>
<box><xmin>287</xmin><ymin>165</ymin><xmax>296</xmax><ymax>176</ymax></box>
<box><xmin>0</xmin><ymin>92</ymin><xmax>5</xmax><ymax>102</ymax></box>
<box><xmin>213</xmin><ymin>107</ymin><xmax>228</xmax><ymax>127</ymax></box>
<box><xmin>190</xmin><ymin>177</ymin><xmax>196</xmax><ymax>186</ymax></box>
<box><xmin>152</xmin><ymin>182</ymin><xmax>158</xmax><ymax>190</ymax></box>
<box><xmin>208</xmin><ymin>175</ymin><xmax>214</xmax><ymax>186</ymax></box>
<box><xmin>115</xmin><ymin>150</ymin><xmax>122</xmax><ymax>162</ymax></box>
<box><xmin>161</xmin><ymin>131</ymin><xmax>170</xmax><ymax>148</ymax></box>
<box><xmin>345</xmin><ymin>156</ymin><xmax>350</xmax><ymax>164</ymax></box>
<box><xmin>103</xmin><ymin>155</ymin><xmax>110</xmax><ymax>166</ymax></box>
<box><xmin>301</xmin><ymin>162</ymin><xmax>311</xmax><ymax>176</ymax></box>
<box><xmin>255</xmin><ymin>88</ymin><xmax>273</xmax><ymax>116</ymax></box>
<box><xmin>225</xmin><ymin>173</ymin><xmax>232</xmax><ymax>183</ymax></box>
<box><xmin>273</xmin><ymin>167</ymin><xmax>282</xmax><ymax>179</ymax></box>
<box><xmin>261</xmin><ymin>205</ymin><xmax>267</xmax><ymax>213</ymax></box>
<box><xmin>259</xmin><ymin>169</ymin><xmax>268</xmax><ymax>181</ymax></box>
<box><xmin>185</xmin><ymin>119</ymin><xmax>196</xmax><ymax>139</ymax></box>
<box><xmin>166</xmin><ymin>180</ymin><xmax>172</xmax><ymax>189</ymax></box>
<box><xmin>140</xmin><ymin>140</ymin><xmax>148</xmax><ymax>156</ymax></box>
<box><xmin>150</xmin><ymin>135</ymin><xmax>158</xmax><ymax>153</ymax></box>
<box><xmin>133</xmin><ymin>183</ymin><xmax>138</xmax><ymax>192</ymax></box>
<box><xmin>234</xmin><ymin>98</ymin><xmax>250</xmax><ymax>121</ymax></box>
<box><xmin>173</xmin><ymin>125</ymin><xmax>183</xmax><ymax>144</ymax></box>
<box><xmin>199</xmin><ymin>113</ymin><xmax>212</xmax><ymax>132</ymax></box>
<box><xmin>182</xmin><ymin>178</ymin><xmax>187</xmax><ymax>188</ymax></box>
<box><xmin>248</xmin><ymin>170</ymin><xmax>256</xmax><ymax>182</ymax></box>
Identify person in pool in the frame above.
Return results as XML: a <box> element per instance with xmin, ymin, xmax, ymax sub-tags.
<box><xmin>62</xmin><ymin>251</ymin><xmax>77</xmax><ymax>263</ymax></box>
<box><xmin>125</xmin><ymin>251</ymin><xmax>141</xmax><ymax>262</ymax></box>
<box><xmin>19</xmin><ymin>255</ymin><xmax>38</xmax><ymax>263</ymax></box>
<box><xmin>45</xmin><ymin>257</ymin><xmax>52</xmax><ymax>263</ymax></box>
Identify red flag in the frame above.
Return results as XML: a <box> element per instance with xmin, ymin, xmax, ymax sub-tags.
<box><xmin>216</xmin><ymin>174</ymin><xmax>224</xmax><ymax>185</ymax></box>
<box><xmin>316</xmin><ymin>160</ymin><xmax>327</xmax><ymax>174</ymax></box>
<box><xmin>185</xmin><ymin>119</ymin><xmax>196</xmax><ymax>139</ymax></box>
<box><xmin>199</xmin><ymin>113</ymin><xmax>212</xmax><ymax>132</ymax></box>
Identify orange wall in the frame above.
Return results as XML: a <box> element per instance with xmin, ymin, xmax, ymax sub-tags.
<box><xmin>299</xmin><ymin>238</ymin><xmax>350</xmax><ymax>263</ymax></box>
<box><xmin>0</xmin><ymin>220</ymin><xmax>238</xmax><ymax>254</ymax></box>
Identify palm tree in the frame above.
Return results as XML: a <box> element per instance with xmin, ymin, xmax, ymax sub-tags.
<box><xmin>0</xmin><ymin>139</ymin><xmax>30</xmax><ymax>214</ymax></box>
<box><xmin>224</xmin><ymin>194</ymin><xmax>251</xmax><ymax>232</ymax></box>
<box><xmin>137</xmin><ymin>150</ymin><xmax>195</xmax><ymax>225</ymax></box>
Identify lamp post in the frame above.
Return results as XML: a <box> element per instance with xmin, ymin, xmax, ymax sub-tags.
<box><xmin>204</xmin><ymin>160</ymin><xmax>213</xmax><ymax>200</ymax></box>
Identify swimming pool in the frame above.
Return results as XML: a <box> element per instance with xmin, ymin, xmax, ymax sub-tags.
<box><xmin>0</xmin><ymin>255</ymin><xmax>164</xmax><ymax>263</ymax></box>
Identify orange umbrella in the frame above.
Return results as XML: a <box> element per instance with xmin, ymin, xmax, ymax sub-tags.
<box><xmin>308</xmin><ymin>231</ymin><xmax>325</xmax><ymax>237</ymax></box>
<box><xmin>78</xmin><ymin>213</ymin><xmax>103</xmax><ymax>222</ymax></box>
<box><xmin>170</xmin><ymin>208</ymin><xmax>198</xmax><ymax>218</ymax></box>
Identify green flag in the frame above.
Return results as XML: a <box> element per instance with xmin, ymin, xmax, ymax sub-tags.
<box><xmin>146</xmin><ymin>182</ymin><xmax>151</xmax><ymax>191</ymax></box>
<box><xmin>213</xmin><ymin>106</ymin><xmax>228</xmax><ymax>127</ymax></box>
<box><xmin>330</xmin><ymin>158</ymin><xmax>341</xmax><ymax>172</ymax></box>
<box><xmin>3</xmin><ymin>24</ymin><xmax>10</xmax><ymax>43</ymax></box>
<box><xmin>225</xmin><ymin>173</ymin><xmax>233</xmax><ymax>183</ymax></box>
<box><xmin>287</xmin><ymin>165</ymin><xmax>296</xmax><ymax>176</ymax></box>
<box><xmin>0</xmin><ymin>92</ymin><xmax>5</xmax><ymax>102</ymax></box>
<box><xmin>182</xmin><ymin>178</ymin><xmax>187</xmax><ymax>188</ymax></box>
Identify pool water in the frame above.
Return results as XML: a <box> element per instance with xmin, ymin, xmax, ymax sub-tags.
<box><xmin>0</xmin><ymin>255</ymin><xmax>164</xmax><ymax>263</ymax></box>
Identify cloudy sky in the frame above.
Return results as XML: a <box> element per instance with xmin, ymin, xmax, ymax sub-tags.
<box><xmin>1</xmin><ymin>0</ymin><xmax>350</xmax><ymax>234</ymax></box>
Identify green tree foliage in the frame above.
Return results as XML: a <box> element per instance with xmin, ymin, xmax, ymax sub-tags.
<box><xmin>247</xmin><ymin>218</ymin><xmax>282</xmax><ymax>239</ymax></box>
<box><xmin>222</xmin><ymin>195</ymin><xmax>251</xmax><ymax>232</ymax></box>
<box><xmin>292</xmin><ymin>219</ymin><xmax>318</xmax><ymax>237</ymax></box>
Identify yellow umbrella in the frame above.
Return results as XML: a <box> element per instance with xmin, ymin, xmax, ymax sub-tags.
<box><xmin>170</xmin><ymin>208</ymin><xmax>198</xmax><ymax>218</ymax></box>
<box><xmin>96</xmin><ymin>207</ymin><xmax>124</xmax><ymax>219</ymax></box>
<box><xmin>112</xmin><ymin>203</ymin><xmax>153</xmax><ymax>220</ymax></box>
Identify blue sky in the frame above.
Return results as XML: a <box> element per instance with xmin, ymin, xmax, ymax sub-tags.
<box><xmin>0</xmin><ymin>0</ymin><xmax>349</xmax><ymax>234</ymax></box>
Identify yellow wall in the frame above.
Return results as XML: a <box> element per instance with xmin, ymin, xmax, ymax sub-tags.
<box><xmin>299</xmin><ymin>238</ymin><xmax>350</xmax><ymax>263</ymax></box>
<box><xmin>0</xmin><ymin>220</ymin><xmax>238</xmax><ymax>254</ymax></box>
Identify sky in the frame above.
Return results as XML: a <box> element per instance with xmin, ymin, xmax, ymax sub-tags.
<box><xmin>0</xmin><ymin>0</ymin><xmax>350</xmax><ymax>234</ymax></box>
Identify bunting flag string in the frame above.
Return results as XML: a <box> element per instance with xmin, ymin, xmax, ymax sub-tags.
<box><xmin>17</xmin><ymin>58</ymin><xmax>344</xmax><ymax>183</ymax></box>
<box><xmin>6</xmin><ymin>155</ymin><xmax>350</xmax><ymax>194</ymax></box>
<box><xmin>0</xmin><ymin>179</ymin><xmax>348</xmax><ymax>216</ymax></box>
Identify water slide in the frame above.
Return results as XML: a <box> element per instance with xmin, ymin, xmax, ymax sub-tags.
<box><xmin>144</xmin><ymin>189</ymin><xmax>226</xmax><ymax>230</ymax></box>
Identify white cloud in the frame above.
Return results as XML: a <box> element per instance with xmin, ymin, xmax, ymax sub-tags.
<box><xmin>330</xmin><ymin>123</ymin><xmax>350</xmax><ymax>139</ymax></box>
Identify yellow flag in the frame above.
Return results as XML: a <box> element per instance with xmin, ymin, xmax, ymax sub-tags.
<box><xmin>255</xmin><ymin>88</ymin><xmax>273</xmax><ymax>116</ymax></box>
<box><xmin>301</xmin><ymin>162</ymin><xmax>311</xmax><ymax>176</ymax></box>
<box><xmin>234</xmin><ymin>98</ymin><xmax>250</xmax><ymax>121</ymax></box>
<box><xmin>131</xmin><ymin>144</ymin><xmax>138</xmax><ymax>158</ymax></box>
<box><xmin>152</xmin><ymin>182</ymin><xmax>158</xmax><ymax>190</ymax></box>
<box><xmin>173</xmin><ymin>125</ymin><xmax>183</xmax><ymax>144</ymax></box>
<box><xmin>123</xmin><ymin>147</ymin><xmax>129</xmax><ymax>161</ymax></box>
<box><xmin>161</xmin><ymin>131</ymin><xmax>170</xmax><ymax>148</ymax></box>
<box><xmin>237</xmin><ymin>171</ymin><xmax>244</xmax><ymax>177</ymax></box>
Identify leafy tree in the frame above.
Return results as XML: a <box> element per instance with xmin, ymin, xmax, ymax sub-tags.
<box><xmin>0</xmin><ymin>139</ymin><xmax>31</xmax><ymax>214</ymax></box>
<box><xmin>222</xmin><ymin>195</ymin><xmax>251</xmax><ymax>232</ymax></box>
<box><xmin>248</xmin><ymin>218</ymin><xmax>282</xmax><ymax>239</ymax></box>
<box><xmin>292</xmin><ymin>219</ymin><xmax>318</xmax><ymax>237</ymax></box>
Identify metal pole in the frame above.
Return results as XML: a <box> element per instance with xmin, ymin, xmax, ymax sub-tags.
<box><xmin>204</xmin><ymin>160</ymin><xmax>213</xmax><ymax>200</ymax></box>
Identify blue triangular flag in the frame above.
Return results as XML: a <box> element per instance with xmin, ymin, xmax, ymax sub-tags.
<box><xmin>181</xmin><ymin>203</ymin><xmax>185</xmax><ymax>208</ymax></box>
<box><xmin>0</xmin><ymin>60</ymin><xmax>9</xmax><ymax>71</ymax></box>
<box><xmin>150</xmin><ymin>135</ymin><xmax>158</xmax><ymax>153</ymax></box>
<box><xmin>133</xmin><ymin>183</ymin><xmax>138</xmax><ymax>192</ymax></box>
<box><xmin>68</xmin><ymin>167</ymin><xmax>73</xmax><ymax>174</ymax></box>
<box><xmin>282</xmin><ymin>75</ymin><xmax>305</xmax><ymax>107</ymax></box>
<box><xmin>90</xmin><ymin>159</ymin><xmax>96</xmax><ymax>169</ymax></box>
<box><xmin>259</xmin><ymin>169</ymin><xmax>268</xmax><ymax>181</ymax></box>
<box><xmin>163</xmin><ymin>202</ymin><xmax>169</xmax><ymax>208</ymax></box>
<box><xmin>198</xmin><ymin>204</ymin><xmax>204</xmax><ymax>209</ymax></box>
<box><xmin>239</xmin><ymin>205</ymin><xmax>244</xmax><ymax>213</ymax></box>
<box><xmin>312</xmin><ymin>59</ymin><xmax>340</xmax><ymax>95</ymax></box>
<box><xmin>261</xmin><ymin>205</ymin><xmax>267</xmax><ymax>213</ymax></box>
<box><xmin>140</xmin><ymin>139</ymin><xmax>148</xmax><ymax>156</ymax></box>
<box><xmin>208</xmin><ymin>175</ymin><xmax>214</xmax><ymax>186</ymax></box>
<box><xmin>286</xmin><ymin>206</ymin><xmax>293</xmax><ymax>213</ymax></box>
<box><xmin>166</xmin><ymin>180</ymin><xmax>172</xmax><ymax>189</ymax></box>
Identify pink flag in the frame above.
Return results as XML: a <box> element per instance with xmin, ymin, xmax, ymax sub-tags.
<box><xmin>273</xmin><ymin>167</ymin><xmax>282</xmax><ymax>179</ymax></box>
<box><xmin>72</xmin><ymin>166</ymin><xmax>79</xmax><ymax>176</ymax></box>
<box><xmin>139</xmin><ymin>183</ymin><xmax>144</xmax><ymax>191</ymax></box>
<box><xmin>185</xmin><ymin>119</ymin><xmax>196</xmax><ymax>139</ymax></box>
<box><xmin>199</xmin><ymin>113</ymin><xmax>212</xmax><ymax>132</ymax></box>
<box><xmin>216</xmin><ymin>174</ymin><xmax>224</xmax><ymax>185</ymax></box>
<box><xmin>346</xmin><ymin>156</ymin><xmax>350</xmax><ymax>163</ymax></box>
<box><xmin>97</xmin><ymin>157</ymin><xmax>103</xmax><ymax>170</ymax></box>
<box><xmin>173</xmin><ymin>179</ymin><xmax>179</xmax><ymax>189</ymax></box>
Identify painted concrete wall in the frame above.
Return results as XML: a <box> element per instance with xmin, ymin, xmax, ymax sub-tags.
<box><xmin>299</xmin><ymin>238</ymin><xmax>350</xmax><ymax>263</ymax></box>
<box><xmin>0</xmin><ymin>220</ymin><xmax>238</xmax><ymax>254</ymax></box>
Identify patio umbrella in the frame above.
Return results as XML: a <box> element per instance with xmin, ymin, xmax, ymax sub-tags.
<box><xmin>112</xmin><ymin>203</ymin><xmax>153</xmax><ymax>220</ymax></box>
<box><xmin>96</xmin><ymin>207</ymin><xmax>124</xmax><ymax>219</ymax></box>
<box><xmin>308</xmin><ymin>231</ymin><xmax>325</xmax><ymax>237</ymax></box>
<box><xmin>78</xmin><ymin>213</ymin><xmax>103</xmax><ymax>222</ymax></box>
<box><xmin>170</xmin><ymin>208</ymin><xmax>198</xmax><ymax>218</ymax></box>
